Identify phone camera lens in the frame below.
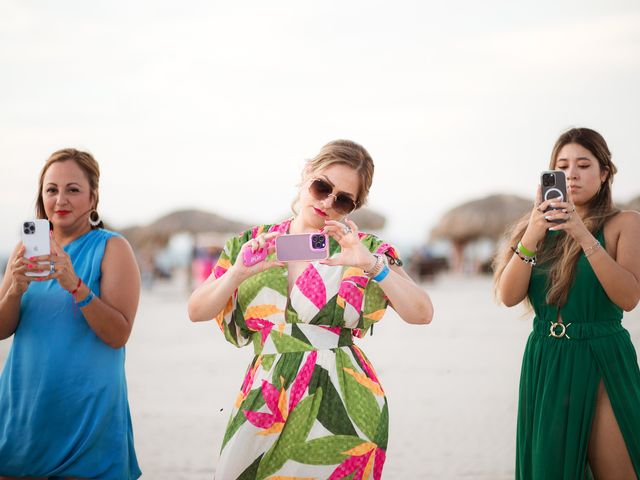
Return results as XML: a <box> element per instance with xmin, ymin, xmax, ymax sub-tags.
<box><xmin>311</xmin><ymin>234</ymin><xmax>326</xmax><ymax>249</ymax></box>
<box><xmin>23</xmin><ymin>222</ymin><xmax>35</xmax><ymax>235</ymax></box>
<box><xmin>23</xmin><ymin>228</ymin><xmax>30</xmax><ymax>234</ymax></box>
<box><xmin>542</xmin><ymin>173</ymin><xmax>555</xmax><ymax>187</ymax></box>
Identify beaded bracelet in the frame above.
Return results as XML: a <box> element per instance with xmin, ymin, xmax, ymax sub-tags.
<box><xmin>511</xmin><ymin>246</ymin><xmax>537</xmax><ymax>266</ymax></box>
<box><xmin>583</xmin><ymin>241</ymin><xmax>601</xmax><ymax>257</ymax></box>
<box><xmin>76</xmin><ymin>290</ymin><xmax>95</xmax><ymax>308</ymax></box>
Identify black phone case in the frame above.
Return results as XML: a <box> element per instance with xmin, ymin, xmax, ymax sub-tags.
<box><xmin>541</xmin><ymin>170</ymin><xmax>567</xmax><ymax>223</ymax></box>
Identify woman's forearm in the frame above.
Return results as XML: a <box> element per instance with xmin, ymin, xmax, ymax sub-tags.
<box><xmin>73</xmin><ymin>283</ymin><xmax>136</xmax><ymax>349</ymax></box>
<box><xmin>586</xmin><ymin>248</ymin><xmax>640</xmax><ymax>311</ymax></box>
<box><xmin>377</xmin><ymin>268</ymin><xmax>433</xmax><ymax>324</ymax></box>
<box><xmin>497</xmin><ymin>254</ymin><xmax>533</xmax><ymax>307</ymax></box>
<box><xmin>188</xmin><ymin>267</ymin><xmax>244</xmax><ymax>322</ymax></box>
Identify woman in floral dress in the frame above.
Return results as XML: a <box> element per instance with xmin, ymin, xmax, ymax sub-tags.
<box><xmin>189</xmin><ymin>139</ymin><xmax>433</xmax><ymax>480</ymax></box>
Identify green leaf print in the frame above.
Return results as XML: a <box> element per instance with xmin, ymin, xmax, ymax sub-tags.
<box><xmin>290</xmin><ymin>435</ymin><xmax>365</xmax><ymax>465</ymax></box>
<box><xmin>221</xmin><ymin>388</ymin><xmax>265</xmax><ymax>451</ymax></box>
<box><xmin>272</xmin><ymin>351</ymin><xmax>304</xmax><ymax>390</ymax></box>
<box><xmin>336</xmin><ymin>349</ymin><xmax>381</xmax><ymax>441</ymax></box>
<box><xmin>270</xmin><ymin>331</ymin><xmax>315</xmax><ymax>355</ymax></box>
<box><xmin>237</xmin><ymin>268</ymin><xmax>287</xmax><ymax>311</ymax></box>
<box><xmin>308</xmin><ymin>365</ymin><xmax>357</xmax><ymax>436</ymax></box>
<box><xmin>260</xmin><ymin>354</ymin><xmax>275</xmax><ymax>372</ymax></box>
<box><xmin>363</xmin><ymin>281</ymin><xmax>387</xmax><ymax>314</ymax></box>
<box><xmin>291</xmin><ymin>323</ymin><xmax>312</xmax><ymax>345</ymax></box>
<box><xmin>256</xmin><ymin>388</ymin><xmax>324</xmax><ymax>480</ymax></box>
<box><xmin>374</xmin><ymin>399</ymin><xmax>389</xmax><ymax>450</ymax></box>
<box><xmin>310</xmin><ymin>295</ymin><xmax>339</xmax><ymax>325</ymax></box>
<box><xmin>237</xmin><ymin>453</ymin><xmax>263</xmax><ymax>480</ymax></box>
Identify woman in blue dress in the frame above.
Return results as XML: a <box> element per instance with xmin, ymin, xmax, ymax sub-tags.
<box><xmin>0</xmin><ymin>149</ymin><xmax>141</xmax><ymax>479</ymax></box>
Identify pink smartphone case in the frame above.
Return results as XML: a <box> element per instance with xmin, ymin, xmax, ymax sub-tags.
<box><xmin>242</xmin><ymin>247</ymin><xmax>268</xmax><ymax>266</ymax></box>
<box><xmin>275</xmin><ymin>234</ymin><xmax>328</xmax><ymax>262</ymax></box>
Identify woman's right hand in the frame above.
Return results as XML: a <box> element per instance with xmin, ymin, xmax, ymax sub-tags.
<box><xmin>521</xmin><ymin>186</ymin><xmax>555</xmax><ymax>252</ymax></box>
<box><xmin>6</xmin><ymin>245</ymin><xmax>46</xmax><ymax>297</ymax></box>
<box><xmin>228</xmin><ymin>231</ymin><xmax>284</xmax><ymax>283</ymax></box>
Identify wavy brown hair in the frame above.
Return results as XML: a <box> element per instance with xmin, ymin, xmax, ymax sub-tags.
<box><xmin>292</xmin><ymin>139</ymin><xmax>374</xmax><ymax>215</ymax></box>
<box><xmin>493</xmin><ymin>128</ymin><xmax>619</xmax><ymax>306</ymax></box>
<box><xmin>36</xmin><ymin>148</ymin><xmax>104</xmax><ymax>229</ymax></box>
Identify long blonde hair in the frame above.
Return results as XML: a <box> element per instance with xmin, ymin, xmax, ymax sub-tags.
<box><xmin>493</xmin><ymin>128</ymin><xmax>619</xmax><ymax>306</ymax></box>
<box><xmin>291</xmin><ymin>139</ymin><xmax>374</xmax><ymax>215</ymax></box>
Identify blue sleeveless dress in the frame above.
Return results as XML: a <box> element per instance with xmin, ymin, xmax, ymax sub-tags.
<box><xmin>0</xmin><ymin>229</ymin><xmax>141</xmax><ymax>479</ymax></box>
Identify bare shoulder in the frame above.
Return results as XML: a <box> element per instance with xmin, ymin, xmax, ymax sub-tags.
<box><xmin>607</xmin><ymin>210</ymin><xmax>640</xmax><ymax>233</ymax></box>
<box><xmin>103</xmin><ymin>235</ymin><xmax>137</xmax><ymax>268</ymax></box>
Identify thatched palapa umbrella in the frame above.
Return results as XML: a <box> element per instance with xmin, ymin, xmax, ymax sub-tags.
<box><xmin>349</xmin><ymin>207</ymin><xmax>386</xmax><ymax>231</ymax></box>
<box><xmin>430</xmin><ymin>194</ymin><xmax>532</xmax><ymax>271</ymax></box>
<box><xmin>121</xmin><ymin>209</ymin><xmax>249</xmax><ymax>251</ymax></box>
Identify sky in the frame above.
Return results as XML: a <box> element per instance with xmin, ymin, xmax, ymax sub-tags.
<box><xmin>1</xmin><ymin>0</ymin><xmax>639</xmax><ymax>255</ymax></box>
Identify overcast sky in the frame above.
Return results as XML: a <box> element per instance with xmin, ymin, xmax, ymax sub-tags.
<box><xmin>1</xmin><ymin>0</ymin><xmax>639</xmax><ymax>254</ymax></box>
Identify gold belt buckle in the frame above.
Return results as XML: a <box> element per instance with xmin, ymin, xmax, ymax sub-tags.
<box><xmin>549</xmin><ymin>321</ymin><xmax>572</xmax><ymax>339</ymax></box>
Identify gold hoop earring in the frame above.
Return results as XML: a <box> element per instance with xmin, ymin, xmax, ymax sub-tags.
<box><xmin>88</xmin><ymin>209</ymin><xmax>102</xmax><ymax>227</ymax></box>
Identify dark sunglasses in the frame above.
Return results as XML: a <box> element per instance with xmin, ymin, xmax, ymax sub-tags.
<box><xmin>308</xmin><ymin>178</ymin><xmax>358</xmax><ymax>215</ymax></box>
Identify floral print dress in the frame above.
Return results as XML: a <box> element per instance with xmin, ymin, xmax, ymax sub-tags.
<box><xmin>213</xmin><ymin>219</ymin><xmax>399</xmax><ymax>480</ymax></box>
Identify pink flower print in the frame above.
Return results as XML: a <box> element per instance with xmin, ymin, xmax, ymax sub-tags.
<box><xmin>288</xmin><ymin>351</ymin><xmax>317</xmax><ymax>412</ymax></box>
<box><xmin>328</xmin><ymin>442</ymin><xmax>386</xmax><ymax>480</ymax></box>
<box><xmin>251</xmin><ymin>225</ymin><xmax>266</xmax><ymax>239</ymax></box>
<box><xmin>319</xmin><ymin>326</ymin><xmax>343</xmax><ymax>335</ymax></box>
<box><xmin>375</xmin><ymin>243</ymin><xmax>398</xmax><ymax>262</ymax></box>
<box><xmin>295</xmin><ymin>265</ymin><xmax>326</xmax><ymax>310</ymax></box>
<box><xmin>245</xmin><ymin>318</ymin><xmax>275</xmax><ymax>345</ymax></box>
<box><xmin>351</xmin><ymin>345</ymin><xmax>381</xmax><ymax>386</ymax></box>
<box><xmin>338</xmin><ymin>277</ymin><xmax>366</xmax><ymax>311</ymax></box>
<box><xmin>235</xmin><ymin>356</ymin><xmax>262</xmax><ymax>408</ymax></box>
<box><xmin>268</xmin><ymin>219</ymin><xmax>290</xmax><ymax>235</ymax></box>
<box><xmin>244</xmin><ymin>351</ymin><xmax>317</xmax><ymax>436</ymax></box>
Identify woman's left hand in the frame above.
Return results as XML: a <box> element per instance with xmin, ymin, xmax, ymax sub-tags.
<box><xmin>33</xmin><ymin>237</ymin><xmax>80</xmax><ymax>292</ymax></box>
<box><xmin>320</xmin><ymin>219</ymin><xmax>376</xmax><ymax>271</ymax></box>
<box><xmin>546</xmin><ymin>190</ymin><xmax>591</xmax><ymax>242</ymax></box>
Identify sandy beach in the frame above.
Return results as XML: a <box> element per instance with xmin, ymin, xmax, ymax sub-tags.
<box><xmin>2</xmin><ymin>273</ymin><xmax>639</xmax><ymax>479</ymax></box>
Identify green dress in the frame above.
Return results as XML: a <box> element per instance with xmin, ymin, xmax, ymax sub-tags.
<box><xmin>517</xmin><ymin>229</ymin><xmax>640</xmax><ymax>479</ymax></box>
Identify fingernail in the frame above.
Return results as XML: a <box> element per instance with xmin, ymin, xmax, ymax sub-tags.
<box><xmin>550</xmin><ymin>203</ymin><xmax>556</xmax><ymax>207</ymax></box>
<box><xmin>28</xmin><ymin>264</ymin><xmax>33</xmax><ymax>268</ymax></box>
<box><xmin>544</xmin><ymin>216</ymin><xmax>551</xmax><ymax>220</ymax></box>
<box><xmin>29</xmin><ymin>256</ymin><xmax>35</xmax><ymax>261</ymax></box>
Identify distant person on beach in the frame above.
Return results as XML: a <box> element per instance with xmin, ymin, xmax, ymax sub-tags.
<box><xmin>0</xmin><ymin>149</ymin><xmax>141</xmax><ymax>479</ymax></box>
<box><xmin>188</xmin><ymin>139</ymin><xmax>433</xmax><ymax>479</ymax></box>
<box><xmin>494</xmin><ymin>128</ymin><xmax>640</xmax><ymax>479</ymax></box>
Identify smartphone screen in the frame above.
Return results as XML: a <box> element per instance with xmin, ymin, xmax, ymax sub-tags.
<box><xmin>21</xmin><ymin>219</ymin><xmax>51</xmax><ymax>277</ymax></box>
<box><xmin>275</xmin><ymin>233</ymin><xmax>329</xmax><ymax>262</ymax></box>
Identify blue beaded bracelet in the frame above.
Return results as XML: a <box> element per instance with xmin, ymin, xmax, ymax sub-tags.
<box><xmin>76</xmin><ymin>290</ymin><xmax>95</xmax><ymax>308</ymax></box>
<box><xmin>372</xmin><ymin>264</ymin><xmax>390</xmax><ymax>282</ymax></box>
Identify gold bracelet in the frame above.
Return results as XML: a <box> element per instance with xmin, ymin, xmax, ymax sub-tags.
<box><xmin>583</xmin><ymin>240</ymin><xmax>601</xmax><ymax>257</ymax></box>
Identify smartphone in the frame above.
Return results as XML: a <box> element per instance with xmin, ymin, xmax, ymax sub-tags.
<box><xmin>243</xmin><ymin>247</ymin><xmax>268</xmax><ymax>267</ymax></box>
<box><xmin>21</xmin><ymin>219</ymin><xmax>51</xmax><ymax>277</ymax></box>
<box><xmin>541</xmin><ymin>170</ymin><xmax>567</xmax><ymax>223</ymax></box>
<box><xmin>276</xmin><ymin>233</ymin><xmax>329</xmax><ymax>262</ymax></box>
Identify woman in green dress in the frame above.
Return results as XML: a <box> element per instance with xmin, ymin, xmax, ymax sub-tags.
<box><xmin>188</xmin><ymin>140</ymin><xmax>433</xmax><ymax>479</ymax></box>
<box><xmin>494</xmin><ymin>128</ymin><xmax>640</xmax><ymax>479</ymax></box>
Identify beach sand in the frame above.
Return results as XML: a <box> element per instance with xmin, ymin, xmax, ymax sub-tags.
<box><xmin>2</xmin><ymin>273</ymin><xmax>639</xmax><ymax>479</ymax></box>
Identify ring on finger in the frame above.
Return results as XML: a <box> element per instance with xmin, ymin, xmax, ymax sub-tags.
<box><xmin>342</xmin><ymin>225</ymin><xmax>351</xmax><ymax>235</ymax></box>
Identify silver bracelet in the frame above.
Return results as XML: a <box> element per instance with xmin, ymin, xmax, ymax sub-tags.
<box><xmin>364</xmin><ymin>254</ymin><xmax>386</xmax><ymax>278</ymax></box>
<box><xmin>583</xmin><ymin>241</ymin><xmax>601</xmax><ymax>257</ymax></box>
